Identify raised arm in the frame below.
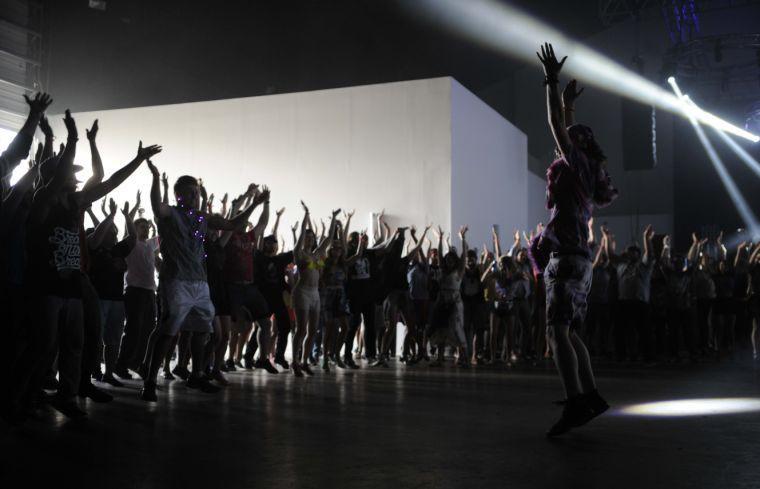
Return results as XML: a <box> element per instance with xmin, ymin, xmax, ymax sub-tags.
<box><xmin>88</xmin><ymin>198</ymin><xmax>117</xmax><ymax>249</ymax></box>
<box><xmin>562</xmin><ymin>79</ymin><xmax>584</xmax><ymax>127</ymax></box>
<box><xmin>342</xmin><ymin>209</ymin><xmax>354</xmax><ymax>250</ymax></box>
<box><xmin>687</xmin><ymin>233</ymin><xmax>700</xmax><ymax>264</ymax></box>
<box><xmin>77</xmin><ymin>141</ymin><xmax>162</xmax><ymax>206</ymax></box>
<box><xmin>536</xmin><ymin>43</ymin><xmax>572</xmax><ymax>160</ymax></box>
<box><xmin>492</xmin><ymin>226</ymin><xmax>502</xmax><ymax>258</ymax></box>
<box><xmin>642</xmin><ymin>225</ymin><xmax>654</xmax><ymax>264</ymax></box>
<box><xmin>272</xmin><ymin>207</ymin><xmax>285</xmax><ymax>238</ymax></box>
<box><xmin>82</xmin><ymin>119</ymin><xmax>103</xmax><ymax>191</ymax></box>
<box><xmin>507</xmin><ymin>229</ymin><xmax>520</xmax><ymax>257</ymax></box>
<box><xmin>38</xmin><ymin>114</ymin><xmax>55</xmax><ymax>163</ymax></box>
<box><xmin>457</xmin><ymin>226</ymin><xmax>469</xmax><ymax>277</ymax></box>
<box><xmin>86</xmin><ymin>206</ymin><xmax>100</xmax><ymax>227</ymax></box>
<box><xmin>404</xmin><ymin>225</ymin><xmax>430</xmax><ymax>259</ymax></box>
<box><xmin>661</xmin><ymin>235</ymin><xmax>672</xmax><ymax>263</ymax></box>
<box><xmin>147</xmin><ymin>159</ymin><xmax>171</xmax><ymax>219</ymax></box>
<box><xmin>315</xmin><ymin>210</ymin><xmax>339</xmax><ymax>255</ymax></box>
<box><xmin>1</xmin><ymin>93</ymin><xmax>52</xmax><ymax>178</ymax></box>
<box><xmin>121</xmin><ymin>201</ymin><xmax>137</xmax><ymax>249</ymax></box>
<box><xmin>592</xmin><ymin>235</ymin><xmax>606</xmax><ymax>268</ymax></box>
<box><xmin>207</xmin><ymin>190</ymin><xmax>268</xmax><ymax>232</ymax></box>
<box><xmin>161</xmin><ymin>172</ymin><xmax>169</xmax><ymax>205</ymax></box>
<box><xmin>717</xmin><ymin>231</ymin><xmax>727</xmax><ymax>262</ymax></box>
<box><xmin>252</xmin><ymin>186</ymin><xmax>271</xmax><ymax>239</ymax></box>
<box><xmin>735</xmin><ymin>241</ymin><xmax>749</xmax><ymax>268</ymax></box>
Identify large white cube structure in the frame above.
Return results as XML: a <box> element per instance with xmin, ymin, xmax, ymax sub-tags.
<box><xmin>55</xmin><ymin>77</ymin><xmax>529</xmax><ymax>247</ymax></box>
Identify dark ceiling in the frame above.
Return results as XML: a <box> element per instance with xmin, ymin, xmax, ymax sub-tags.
<box><xmin>43</xmin><ymin>0</ymin><xmax>604</xmax><ymax>113</ymax></box>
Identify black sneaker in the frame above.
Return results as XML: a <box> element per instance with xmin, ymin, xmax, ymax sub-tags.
<box><xmin>49</xmin><ymin>396</ymin><xmax>87</xmax><ymax>419</ymax></box>
<box><xmin>163</xmin><ymin>370</ymin><xmax>175</xmax><ymax>380</ymax></box>
<box><xmin>43</xmin><ymin>377</ymin><xmax>60</xmax><ymax>391</ymax></box>
<box><xmin>140</xmin><ymin>383</ymin><xmax>158</xmax><ymax>402</ymax></box>
<box><xmin>78</xmin><ymin>382</ymin><xmax>113</xmax><ymax>403</ymax></box>
<box><xmin>102</xmin><ymin>373</ymin><xmax>124</xmax><ymax>387</ymax></box>
<box><xmin>546</xmin><ymin>396</ymin><xmax>595</xmax><ymax>438</ymax></box>
<box><xmin>255</xmin><ymin>359</ymin><xmax>279</xmax><ymax>374</ymax></box>
<box><xmin>186</xmin><ymin>376</ymin><xmax>221</xmax><ymax>393</ymax></box>
<box><xmin>243</xmin><ymin>357</ymin><xmax>255</xmax><ymax>370</ymax></box>
<box><xmin>584</xmin><ymin>389</ymin><xmax>610</xmax><ymax>419</ymax></box>
<box><xmin>113</xmin><ymin>367</ymin><xmax>133</xmax><ymax>380</ymax></box>
<box><xmin>172</xmin><ymin>365</ymin><xmax>190</xmax><ymax>380</ymax></box>
<box><xmin>344</xmin><ymin>357</ymin><xmax>360</xmax><ymax>369</ymax></box>
<box><xmin>274</xmin><ymin>357</ymin><xmax>290</xmax><ymax>370</ymax></box>
<box><xmin>301</xmin><ymin>363</ymin><xmax>314</xmax><ymax>376</ymax></box>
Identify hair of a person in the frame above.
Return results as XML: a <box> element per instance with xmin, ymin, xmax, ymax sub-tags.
<box><xmin>134</xmin><ymin>217</ymin><xmax>150</xmax><ymax>227</ymax></box>
<box><xmin>174</xmin><ymin>175</ymin><xmax>198</xmax><ymax>194</ymax></box>
<box><xmin>442</xmin><ymin>250</ymin><xmax>460</xmax><ymax>274</ymax></box>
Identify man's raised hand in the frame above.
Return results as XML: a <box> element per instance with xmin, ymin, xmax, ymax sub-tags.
<box><xmin>536</xmin><ymin>42</ymin><xmax>566</xmax><ymax>78</ymax></box>
<box><xmin>63</xmin><ymin>109</ymin><xmax>77</xmax><ymax>139</ymax></box>
<box><xmin>86</xmin><ymin>119</ymin><xmax>99</xmax><ymax>142</ymax></box>
<box><xmin>137</xmin><ymin>141</ymin><xmax>162</xmax><ymax>161</ymax></box>
<box><xmin>24</xmin><ymin>92</ymin><xmax>52</xmax><ymax>114</ymax></box>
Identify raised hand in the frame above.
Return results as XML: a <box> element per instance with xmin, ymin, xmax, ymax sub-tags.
<box><xmin>246</xmin><ymin>183</ymin><xmax>260</xmax><ymax>196</ymax></box>
<box><xmin>331</xmin><ymin>208</ymin><xmax>341</xmax><ymax>218</ymax></box>
<box><xmin>643</xmin><ymin>224</ymin><xmax>654</xmax><ymax>240</ymax></box>
<box><xmin>536</xmin><ymin>42</ymin><xmax>567</xmax><ymax>78</ymax></box>
<box><xmin>717</xmin><ymin>231</ymin><xmax>724</xmax><ymax>245</ymax></box>
<box><xmin>253</xmin><ymin>186</ymin><xmax>270</xmax><ymax>205</ymax></box>
<box><xmin>161</xmin><ymin>172</ymin><xmax>168</xmax><ymax>187</ymax></box>
<box><xmin>39</xmin><ymin>115</ymin><xmax>53</xmax><ymax>137</ymax></box>
<box><xmin>86</xmin><ymin>119</ymin><xmax>99</xmax><ymax>141</ymax></box>
<box><xmin>146</xmin><ymin>159</ymin><xmax>159</xmax><ymax>177</ymax></box>
<box><xmin>691</xmin><ymin>232</ymin><xmax>699</xmax><ymax>244</ymax></box>
<box><xmin>300</xmin><ymin>200</ymin><xmax>310</xmax><ymax>214</ymax></box>
<box><xmin>562</xmin><ymin>79</ymin><xmax>584</xmax><ymax>106</ymax></box>
<box><xmin>291</xmin><ymin>221</ymin><xmax>299</xmax><ymax>233</ymax></box>
<box><xmin>135</xmin><ymin>190</ymin><xmax>141</xmax><ymax>209</ymax></box>
<box><xmin>663</xmin><ymin>235</ymin><xmax>672</xmax><ymax>248</ymax></box>
<box><xmin>100</xmin><ymin>198</ymin><xmax>107</xmax><ymax>217</ymax></box>
<box><xmin>459</xmin><ymin>225</ymin><xmax>469</xmax><ymax>239</ymax></box>
<box><xmin>122</xmin><ymin>201</ymin><xmax>131</xmax><ymax>216</ymax></box>
<box><xmin>63</xmin><ymin>109</ymin><xmax>77</xmax><ymax>139</ymax></box>
<box><xmin>24</xmin><ymin>92</ymin><xmax>53</xmax><ymax>114</ymax></box>
<box><xmin>137</xmin><ymin>140</ymin><xmax>162</xmax><ymax>160</ymax></box>
<box><xmin>221</xmin><ymin>193</ymin><xmax>229</xmax><ymax>206</ymax></box>
<box><xmin>108</xmin><ymin>198</ymin><xmax>117</xmax><ymax>216</ymax></box>
<box><xmin>276</xmin><ymin>207</ymin><xmax>285</xmax><ymax>217</ymax></box>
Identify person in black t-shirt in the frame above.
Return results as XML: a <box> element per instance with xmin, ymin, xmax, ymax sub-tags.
<box><xmin>89</xmin><ymin>200</ymin><xmax>136</xmax><ymax>387</ymax></box>
<box><xmin>254</xmin><ymin>235</ymin><xmax>294</xmax><ymax>369</ymax></box>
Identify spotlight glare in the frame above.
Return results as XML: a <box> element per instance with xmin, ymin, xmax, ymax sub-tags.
<box><xmin>616</xmin><ymin>398</ymin><xmax>760</xmax><ymax>417</ymax></box>
<box><xmin>670</xmin><ymin>87</ymin><xmax>760</xmax><ymax>239</ymax></box>
<box><xmin>411</xmin><ymin>0</ymin><xmax>760</xmax><ymax>142</ymax></box>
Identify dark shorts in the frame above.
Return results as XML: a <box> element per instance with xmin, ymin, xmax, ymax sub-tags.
<box><xmin>323</xmin><ymin>285</ymin><xmax>350</xmax><ymax>320</ymax></box>
<box><xmin>227</xmin><ymin>283</ymin><xmax>270</xmax><ymax>322</ymax></box>
<box><xmin>208</xmin><ymin>280</ymin><xmax>231</xmax><ymax>317</ymax></box>
<box><xmin>544</xmin><ymin>254</ymin><xmax>592</xmax><ymax>329</ymax></box>
<box><xmin>384</xmin><ymin>289</ymin><xmax>412</xmax><ymax>324</ymax></box>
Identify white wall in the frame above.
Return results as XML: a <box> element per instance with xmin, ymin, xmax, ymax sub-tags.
<box><xmin>52</xmin><ymin>78</ymin><xmax>453</xmax><ymax>238</ymax></box>
<box><xmin>450</xmin><ymin>79</ymin><xmax>528</xmax><ymax>250</ymax></box>
<box><xmin>51</xmin><ymin>76</ymin><xmax>530</xmax><ymax>245</ymax></box>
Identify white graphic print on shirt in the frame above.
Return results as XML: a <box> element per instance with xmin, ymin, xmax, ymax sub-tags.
<box><xmin>49</xmin><ymin>227</ymin><xmax>80</xmax><ymax>271</ymax></box>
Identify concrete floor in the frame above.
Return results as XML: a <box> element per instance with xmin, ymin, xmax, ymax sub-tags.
<box><xmin>2</xmin><ymin>360</ymin><xmax>760</xmax><ymax>489</ymax></box>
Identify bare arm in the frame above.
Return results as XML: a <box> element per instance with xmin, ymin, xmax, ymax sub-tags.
<box><xmin>82</xmin><ymin>120</ymin><xmax>103</xmax><ymax>191</ymax></box>
<box><xmin>1</xmin><ymin>93</ymin><xmax>51</xmax><ymax>178</ymax></box>
<box><xmin>77</xmin><ymin>141</ymin><xmax>162</xmax><ymax>206</ymax></box>
<box><xmin>642</xmin><ymin>225</ymin><xmax>654</xmax><ymax>264</ymax></box>
<box><xmin>38</xmin><ymin>115</ymin><xmax>55</xmax><ymax>163</ymax></box>
<box><xmin>121</xmin><ymin>201</ymin><xmax>137</xmax><ymax>250</ymax></box>
<box><xmin>458</xmin><ymin>226</ymin><xmax>469</xmax><ymax>277</ymax></box>
<box><xmin>537</xmin><ymin>43</ymin><xmax>572</xmax><ymax>160</ymax></box>
<box><xmin>88</xmin><ymin>199</ymin><xmax>117</xmax><ymax>249</ymax></box>
<box><xmin>146</xmin><ymin>159</ymin><xmax>171</xmax><ymax>219</ymax></box>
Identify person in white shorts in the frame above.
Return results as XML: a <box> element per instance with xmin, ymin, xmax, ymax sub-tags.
<box><xmin>139</xmin><ymin>162</ymin><xmax>267</xmax><ymax>402</ymax></box>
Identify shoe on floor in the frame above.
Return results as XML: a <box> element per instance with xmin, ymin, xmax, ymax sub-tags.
<box><xmin>163</xmin><ymin>370</ymin><xmax>176</xmax><ymax>380</ymax></box>
<box><xmin>255</xmin><ymin>359</ymin><xmax>279</xmax><ymax>374</ymax></box>
<box><xmin>243</xmin><ymin>358</ymin><xmax>255</xmax><ymax>370</ymax></box>
<box><xmin>274</xmin><ymin>356</ymin><xmax>290</xmax><ymax>370</ymax></box>
<box><xmin>186</xmin><ymin>376</ymin><xmax>221</xmax><ymax>393</ymax></box>
<box><xmin>49</xmin><ymin>396</ymin><xmax>87</xmax><ymax>419</ymax></box>
<box><xmin>301</xmin><ymin>363</ymin><xmax>314</xmax><ymax>376</ymax></box>
<box><xmin>172</xmin><ymin>366</ymin><xmax>190</xmax><ymax>380</ymax></box>
<box><xmin>211</xmin><ymin>370</ymin><xmax>230</xmax><ymax>386</ymax></box>
<box><xmin>292</xmin><ymin>362</ymin><xmax>304</xmax><ymax>377</ymax></box>
<box><xmin>113</xmin><ymin>367</ymin><xmax>133</xmax><ymax>380</ymax></box>
<box><xmin>546</xmin><ymin>396</ymin><xmax>595</xmax><ymax>438</ymax></box>
<box><xmin>78</xmin><ymin>382</ymin><xmax>113</xmax><ymax>403</ymax></box>
<box><xmin>139</xmin><ymin>383</ymin><xmax>158</xmax><ymax>402</ymax></box>
<box><xmin>102</xmin><ymin>373</ymin><xmax>124</xmax><ymax>387</ymax></box>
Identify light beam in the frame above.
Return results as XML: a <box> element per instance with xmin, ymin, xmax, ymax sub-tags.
<box><xmin>411</xmin><ymin>0</ymin><xmax>759</xmax><ymax>142</ymax></box>
<box><xmin>667</xmin><ymin>82</ymin><xmax>760</xmax><ymax>238</ymax></box>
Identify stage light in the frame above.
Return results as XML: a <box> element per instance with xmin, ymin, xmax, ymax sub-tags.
<box><xmin>410</xmin><ymin>0</ymin><xmax>760</xmax><ymax>143</ymax></box>
<box><xmin>616</xmin><ymin>398</ymin><xmax>760</xmax><ymax>417</ymax></box>
<box><xmin>669</xmin><ymin>78</ymin><xmax>759</xmax><ymax>142</ymax></box>
<box><xmin>670</xmin><ymin>90</ymin><xmax>760</xmax><ymax>238</ymax></box>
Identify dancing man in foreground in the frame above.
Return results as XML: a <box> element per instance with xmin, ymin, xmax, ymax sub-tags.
<box><xmin>532</xmin><ymin>43</ymin><xmax>619</xmax><ymax>437</ymax></box>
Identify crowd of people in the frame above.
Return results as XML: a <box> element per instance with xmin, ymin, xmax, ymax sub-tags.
<box><xmin>0</xmin><ymin>78</ymin><xmax>758</xmax><ymax>429</ymax></box>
